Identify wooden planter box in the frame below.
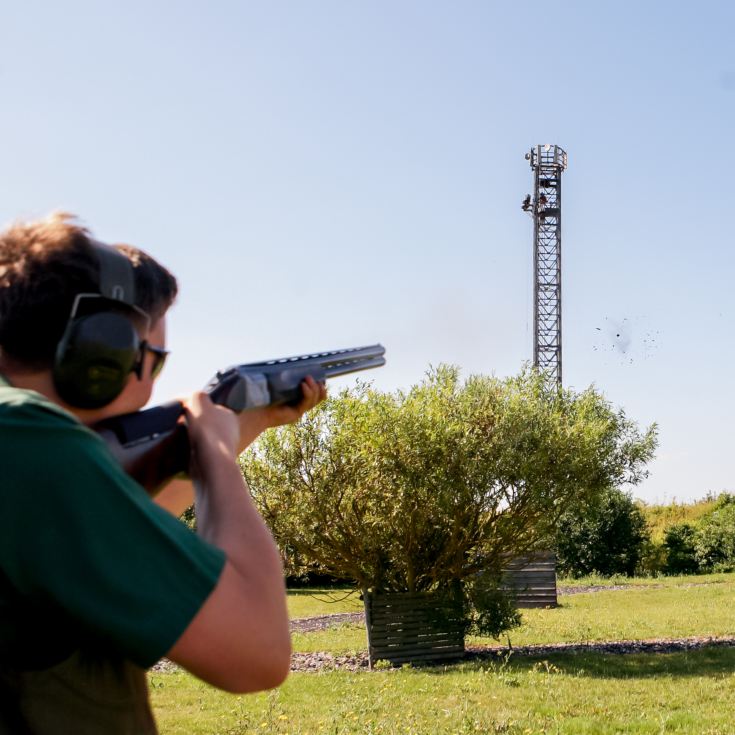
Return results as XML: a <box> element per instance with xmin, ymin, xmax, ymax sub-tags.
<box><xmin>363</xmin><ymin>588</ymin><xmax>465</xmax><ymax>667</ymax></box>
<box><xmin>501</xmin><ymin>550</ymin><xmax>558</xmax><ymax>608</ymax></box>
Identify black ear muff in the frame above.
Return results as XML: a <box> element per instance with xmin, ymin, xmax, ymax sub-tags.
<box><xmin>53</xmin><ymin>241</ymin><xmax>150</xmax><ymax>409</ymax></box>
<box><xmin>53</xmin><ymin>312</ymin><xmax>142</xmax><ymax>409</ymax></box>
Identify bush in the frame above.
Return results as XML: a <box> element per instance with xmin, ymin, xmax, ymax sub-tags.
<box><xmin>694</xmin><ymin>494</ymin><xmax>735</xmax><ymax>572</ymax></box>
<box><xmin>242</xmin><ymin>366</ymin><xmax>656</xmax><ymax>633</ymax></box>
<box><xmin>463</xmin><ymin>574</ymin><xmax>522</xmax><ymax>638</ymax></box>
<box><xmin>663</xmin><ymin>523</ymin><xmax>699</xmax><ymax>574</ymax></box>
<box><xmin>555</xmin><ymin>488</ymin><xmax>650</xmax><ymax>577</ymax></box>
<box><xmin>637</xmin><ymin>539</ymin><xmax>668</xmax><ymax>576</ymax></box>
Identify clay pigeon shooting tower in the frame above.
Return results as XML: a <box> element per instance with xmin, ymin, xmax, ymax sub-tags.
<box><xmin>522</xmin><ymin>144</ymin><xmax>567</xmax><ymax>386</ymax></box>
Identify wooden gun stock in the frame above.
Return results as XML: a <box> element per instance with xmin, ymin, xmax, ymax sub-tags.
<box><xmin>94</xmin><ymin>402</ymin><xmax>190</xmax><ymax>496</ymax></box>
<box><xmin>94</xmin><ymin>344</ymin><xmax>386</xmax><ymax>495</ymax></box>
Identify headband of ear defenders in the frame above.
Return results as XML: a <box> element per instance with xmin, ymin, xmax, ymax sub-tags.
<box><xmin>91</xmin><ymin>239</ymin><xmax>137</xmax><ymax>305</ymax></box>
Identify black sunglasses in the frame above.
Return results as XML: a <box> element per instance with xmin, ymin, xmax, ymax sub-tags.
<box><xmin>138</xmin><ymin>341</ymin><xmax>170</xmax><ymax>379</ymax></box>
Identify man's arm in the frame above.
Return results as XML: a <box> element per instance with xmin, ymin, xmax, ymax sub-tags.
<box><xmin>153</xmin><ymin>383</ymin><xmax>324</xmax><ymax>518</ymax></box>
<box><xmin>154</xmin><ymin>478</ymin><xmax>195</xmax><ymax>517</ymax></box>
<box><xmin>165</xmin><ymin>377</ymin><xmax>325</xmax><ymax>692</ymax></box>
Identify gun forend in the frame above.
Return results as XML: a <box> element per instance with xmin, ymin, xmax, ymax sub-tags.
<box><xmin>206</xmin><ymin>344</ymin><xmax>386</xmax><ymax>412</ymax></box>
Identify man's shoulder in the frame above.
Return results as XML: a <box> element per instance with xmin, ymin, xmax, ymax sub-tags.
<box><xmin>0</xmin><ymin>384</ymin><xmax>108</xmax><ymax>471</ymax></box>
<box><xmin>0</xmin><ymin>383</ymin><xmax>79</xmax><ymax>426</ymax></box>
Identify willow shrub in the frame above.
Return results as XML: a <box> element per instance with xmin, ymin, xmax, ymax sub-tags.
<box><xmin>242</xmin><ymin>366</ymin><xmax>656</xmax><ymax>601</ymax></box>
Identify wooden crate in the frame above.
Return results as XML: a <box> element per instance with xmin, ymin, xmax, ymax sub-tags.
<box><xmin>363</xmin><ymin>589</ymin><xmax>465</xmax><ymax>667</ymax></box>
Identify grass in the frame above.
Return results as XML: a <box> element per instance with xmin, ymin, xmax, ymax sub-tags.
<box><xmin>558</xmin><ymin>571</ymin><xmax>734</xmax><ymax>588</ymax></box>
<box><xmin>289</xmin><ymin>574</ymin><xmax>735</xmax><ymax>654</ymax></box>
<box><xmin>488</xmin><ymin>575</ymin><xmax>735</xmax><ymax>648</ymax></box>
<box><xmin>287</xmin><ymin>588</ymin><xmax>363</xmax><ymax>619</ymax></box>
<box><xmin>152</xmin><ymin>573</ymin><xmax>735</xmax><ymax>734</ymax></box>
<box><xmin>152</xmin><ymin>648</ymin><xmax>735</xmax><ymax>733</ymax></box>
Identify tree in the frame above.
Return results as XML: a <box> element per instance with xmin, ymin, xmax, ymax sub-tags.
<box><xmin>554</xmin><ymin>488</ymin><xmax>650</xmax><ymax>577</ymax></box>
<box><xmin>242</xmin><ymin>366</ymin><xmax>656</xmax><ymax>599</ymax></box>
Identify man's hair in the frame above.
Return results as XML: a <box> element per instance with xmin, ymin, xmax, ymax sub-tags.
<box><xmin>0</xmin><ymin>212</ymin><xmax>178</xmax><ymax>370</ymax></box>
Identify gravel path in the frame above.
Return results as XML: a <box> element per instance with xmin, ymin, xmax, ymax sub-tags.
<box><xmin>290</xmin><ymin>612</ymin><xmax>365</xmax><ymax>633</ymax></box>
<box><xmin>151</xmin><ymin>635</ymin><xmax>735</xmax><ymax>675</ymax></box>
<box><xmin>289</xmin><ymin>635</ymin><xmax>735</xmax><ymax>672</ymax></box>
<box><xmin>557</xmin><ymin>584</ymin><xmax>638</xmax><ymax>595</ymax></box>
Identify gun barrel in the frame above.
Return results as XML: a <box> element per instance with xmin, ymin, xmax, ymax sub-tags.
<box><xmin>254</xmin><ymin>344</ymin><xmax>385</xmax><ymax>370</ymax></box>
<box><xmin>323</xmin><ymin>355</ymin><xmax>386</xmax><ymax>378</ymax></box>
<box><xmin>207</xmin><ymin>344</ymin><xmax>386</xmax><ymax>412</ymax></box>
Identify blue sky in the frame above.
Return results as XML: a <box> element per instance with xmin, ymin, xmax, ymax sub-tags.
<box><xmin>1</xmin><ymin>1</ymin><xmax>733</xmax><ymax>503</ymax></box>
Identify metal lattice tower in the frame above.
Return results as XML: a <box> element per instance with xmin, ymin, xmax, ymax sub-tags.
<box><xmin>522</xmin><ymin>144</ymin><xmax>568</xmax><ymax>386</ymax></box>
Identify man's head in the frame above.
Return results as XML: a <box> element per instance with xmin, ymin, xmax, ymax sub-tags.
<box><xmin>0</xmin><ymin>213</ymin><xmax>178</xmax><ymax>413</ymax></box>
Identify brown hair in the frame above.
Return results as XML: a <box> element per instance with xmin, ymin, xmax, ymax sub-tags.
<box><xmin>0</xmin><ymin>212</ymin><xmax>178</xmax><ymax>370</ymax></box>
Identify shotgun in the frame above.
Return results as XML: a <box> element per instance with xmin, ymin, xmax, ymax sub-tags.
<box><xmin>94</xmin><ymin>344</ymin><xmax>386</xmax><ymax>495</ymax></box>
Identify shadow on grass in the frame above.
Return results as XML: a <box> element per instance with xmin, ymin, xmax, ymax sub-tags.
<box><xmin>439</xmin><ymin>646</ymin><xmax>735</xmax><ymax>680</ymax></box>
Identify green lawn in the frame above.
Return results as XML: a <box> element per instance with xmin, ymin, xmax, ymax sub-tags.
<box><xmin>152</xmin><ymin>649</ymin><xmax>735</xmax><ymax>734</ymax></box>
<box><xmin>290</xmin><ymin>575</ymin><xmax>735</xmax><ymax>654</ymax></box>
<box><xmin>483</xmin><ymin>576</ymin><xmax>735</xmax><ymax>648</ymax></box>
<box><xmin>287</xmin><ymin>588</ymin><xmax>364</xmax><ymax>619</ymax></box>
<box><xmin>152</xmin><ymin>574</ymin><xmax>735</xmax><ymax>734</ymax></box>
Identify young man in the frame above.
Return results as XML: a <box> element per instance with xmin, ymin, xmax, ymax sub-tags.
<box><xmin>0</xmin><ymin>213</ymin><xmax>325</xmax><ymax>733</ymax></box>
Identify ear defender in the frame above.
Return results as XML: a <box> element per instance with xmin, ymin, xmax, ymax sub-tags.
<box><xmin>53</xmin><ymin>242</ymin><xmax>150</xmax><ymax>409</ymax></box>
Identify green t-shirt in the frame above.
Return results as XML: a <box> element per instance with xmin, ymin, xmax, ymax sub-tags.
<box><xmin>0</xmin><ymin>378</ymin><xmax>226</xmax><ymax>731</ymax></box>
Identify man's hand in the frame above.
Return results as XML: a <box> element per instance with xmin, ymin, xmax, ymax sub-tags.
<box><xmin>155</xmin><ymin>377</ymin><xmax>325</xmax><ymax>516</ymax></box>
<box><xmin>183</xmin><ymin>376</ymin><xmax>326</xmax><ymax>460</ymax></box>
<box><xmin>235</xmin><ymin>375</ymin><xmax>326</xmax><ymax>453</ymax></box>
<box><xmin>183</xmin><ymin>391</ymin><xmax>241</xmax><ymax>459</ymax></box>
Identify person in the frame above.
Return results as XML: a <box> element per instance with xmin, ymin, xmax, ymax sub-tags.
<box><xmin>0</xmin><ymin>212</ymin><xmax>325</xmax><ymax>734</ymax></box>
